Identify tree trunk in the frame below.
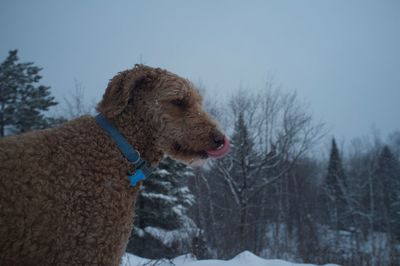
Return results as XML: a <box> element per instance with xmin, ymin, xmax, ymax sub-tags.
<box><xmin>239</xmin><ymin>202</ymin><xmax>248</xmax><ymax>251</ymax></box>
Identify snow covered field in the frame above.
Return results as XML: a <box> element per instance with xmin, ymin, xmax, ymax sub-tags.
<box><xmin>121</xmin><ymin>251</ymin><xmax>339</xmax><ymax>266</ymax></box>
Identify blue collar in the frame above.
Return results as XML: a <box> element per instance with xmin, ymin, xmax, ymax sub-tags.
<box><xmin>95</xmin><ymin>114</ymin><xmax>153</xmax><ymax>187</ymax></box>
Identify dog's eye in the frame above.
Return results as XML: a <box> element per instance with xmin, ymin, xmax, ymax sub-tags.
<box><xmin>171</xmin><ymin>99</ymin><xmax>185</xmax><ymax>107</ymax></box>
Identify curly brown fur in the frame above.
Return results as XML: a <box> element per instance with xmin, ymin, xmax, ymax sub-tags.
<box><xmin>0</xmin><ymin>65</ymin><xmax>225</xmax><ymax>266</ymax></box>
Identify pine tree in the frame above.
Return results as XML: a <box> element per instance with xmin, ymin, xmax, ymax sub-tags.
<box><xmin>374</xmin><ymin>146</ymin><xmax>400</xmax><ymax>236</ymax></box>
<box><xmin>228</xmin><ymin>111</ymin><xmax>258</xmax><ymax>251</ymax></box>
<box><xmin>127</xmin><ymin>158</ymin><xmax>199</xmax><ymax>259</ymax></box>
<box><xmin>325</xmin><ymin>138</ymin><xmax>348</xmax><ymax>229</ymax></box>
<box><xmin>0</xmin><ymin>50</ymin><xmax>57</xmax><ymax>136</ymax></box>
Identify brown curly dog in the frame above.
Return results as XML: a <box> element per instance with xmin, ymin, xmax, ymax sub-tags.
<box><xmin>0</xmin><ymin>65</ymin><xmax>229</xmax><ymax>266</ymax></box>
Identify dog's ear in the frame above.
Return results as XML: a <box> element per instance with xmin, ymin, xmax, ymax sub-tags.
<box><xmin>97</xmin><ymin>65</ymin><xmax>155</xmax><ymax>118</ymax></box>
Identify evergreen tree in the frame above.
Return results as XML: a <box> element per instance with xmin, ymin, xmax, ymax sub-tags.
<box><xmin>127</xmin><ymin>158</ymin><xmax>199</xmax><ymax>259</ymax></box>
<box><xmin>325</xmin><ymin>138</ymin><xmax>348</xmax><ymax>229</ymax></box>
<box><xmin>228</xmin><ymin>111</ymin><xmax>259</xmax><ymax>251</ymax></box>
<box><xmin>374</xmin><ymin>146</ymin><xmax>400</xmax><ymax>237</ymax></box>
<box><xmin>0</xmin><ymin>50</ymin><xmax>57</xmax><ymax>136</ymax></box>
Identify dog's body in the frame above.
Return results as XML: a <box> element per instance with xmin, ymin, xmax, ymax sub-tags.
<box><xmin>0</xmin><ymin>65</ymin><xmax>229</xmax><ymax>265</ymax></box>
<box><xmin>1</xmin><ymin>117</ymin><xmax>135</xmax><ymax>265</ymax></box>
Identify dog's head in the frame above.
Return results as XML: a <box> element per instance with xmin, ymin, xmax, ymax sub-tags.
<box><xmin>97</xmin><ymin>64</ymin><xmax>229</xmax><ymax>166</ymax></box>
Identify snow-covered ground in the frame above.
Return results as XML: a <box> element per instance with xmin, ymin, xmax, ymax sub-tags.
<box><xmin>121</xmin><ymin>251</ymin><xmax>339</xmax><ymax>266</ymax></box>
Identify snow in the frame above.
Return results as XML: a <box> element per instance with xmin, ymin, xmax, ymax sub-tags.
<box><xmin>121</xmin><ymin>251</ymin><xmax>340</xmax><ymax>266</ymax></box>
<box><xmin>143</xmin><ymin>217</ymin><xmax>197</xmax><ymax>247</ymax></box>
<box><xmin>172</xmin><ymin>204</ymin><xmax>185</xmax><ymax>216</ymax></box>
<box><xmin>140</xmin><ymin>192</ymin><xmax>178</xmax><ymax>202</ymax></box>
<box><xmin>143</xmin><ymin>226</ymin><xmax>180</xmax><ymax>247</ymax></box>
<box><xmin>156</xmin><ymin>169</ymin><xmax>170</xmax><ymax>177</ymax></box>
<box><xmin>133</xmin><ymin>227</ymin><xmax>145</xmax><ymax>238</ymax></box>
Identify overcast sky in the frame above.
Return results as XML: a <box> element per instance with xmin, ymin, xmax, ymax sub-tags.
<box><xmin>1</xmin><ymin>0</ymin><xmax>399</xmax><ymax>141</ymax></box>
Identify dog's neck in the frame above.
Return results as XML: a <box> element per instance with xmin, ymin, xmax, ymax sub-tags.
<box><xmin>110</xmin><ymin>111</ymin><xmax>164</xmax><ymax>166</ymax></box>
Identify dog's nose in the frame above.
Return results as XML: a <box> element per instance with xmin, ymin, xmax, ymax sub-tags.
<box><xmin>212</xmin><ymin>130</ymin><xmax>225</xmax><ymax>147</ymax></box>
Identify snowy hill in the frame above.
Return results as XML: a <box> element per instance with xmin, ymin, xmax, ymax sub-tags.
<box><xmin>121</xmin><ymin>251</ymin><xmax>339</xmax><ymax>266</ymax></box>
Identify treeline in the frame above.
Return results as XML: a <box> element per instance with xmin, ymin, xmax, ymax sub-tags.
<box><xmin>2</xmin><ymin>50</ymin><xmax>399</xmax><ymax>265</ymax></box>
<box><xmin>186</xmin><ymin>90</ymin><xmax>400</xmax><ymax>265</ymax></box>
<box><xmin>191</xmin><ymin>130</ymin><xmax>400</xmax><ymax>265</ymax></box>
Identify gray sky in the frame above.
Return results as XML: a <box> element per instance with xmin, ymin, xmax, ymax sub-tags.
<box><xmin>1</xmin><ymin>0</ymin><xmax>399</xmax><ymax>141</ymax></box>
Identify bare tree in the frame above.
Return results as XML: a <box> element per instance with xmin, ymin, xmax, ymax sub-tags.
<box><xmin>202</xmin><ymin>84</ymin><xmax>324</xmax><ymax>257</ymax></box>
<box><xmin>62</xmin><ymin>80</ymin><xmax>95</xmax><ymax>119</ymax></box>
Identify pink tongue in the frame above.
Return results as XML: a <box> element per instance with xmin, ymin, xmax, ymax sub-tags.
<box><xmin>206</xmin><ymin>136</ymin><xmax>230</xmax><ymax>159</ymax></box>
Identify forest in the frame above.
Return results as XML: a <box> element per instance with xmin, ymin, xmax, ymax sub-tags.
<box><xmin>1</xmin><ymin>50</ymin><xmax>399</xmax><ymax>266</ymax></box>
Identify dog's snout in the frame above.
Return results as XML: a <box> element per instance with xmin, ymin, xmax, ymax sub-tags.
<box><xmin>212</xmin><ymin>130</ymin><xmax>225</xmax><ymax>147</ymax></box>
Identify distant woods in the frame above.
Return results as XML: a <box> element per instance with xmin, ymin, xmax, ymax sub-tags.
<box><xmin>188</xmin><ymin>89</ymin><xmax>400</xmax><ymax>265</ymax></box>
<box><xmin>1</xmin><ymin>50</ymin><xmax>399</xmax><ymax>265</ymax></box>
